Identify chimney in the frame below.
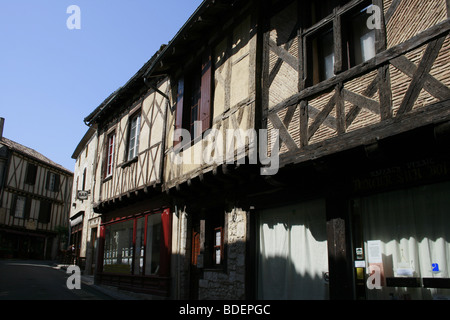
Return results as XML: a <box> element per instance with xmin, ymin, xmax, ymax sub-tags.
<box><xmin>0</xmin><ymin>118</ymin><xmax>4</xmax><ymax>140</ymax></box>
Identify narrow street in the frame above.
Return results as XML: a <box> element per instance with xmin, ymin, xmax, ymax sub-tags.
<box><xmin>0</xmin><ymin>259</ymin><xmax>113</xmax><ymax>300</ymax></box>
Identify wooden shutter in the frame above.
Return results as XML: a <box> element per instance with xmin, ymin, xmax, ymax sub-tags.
<box><xmin>25</xmin><ymin>164</ymin><xmax>37</xmax><ymax>185</ymax></box>
<box><xmin>174</xmin><ymin>78</ymin><xmax>184</xmax><ymax>146</ymax></box>
<box><xmin>45</xmin><ymin>171</ymin><xmax>50</xmax><ymax>190</ymax></box>
<box><xmin>54</xmin><ymin>174</ymin><xmax>60</xmax><ymax>191</ymax></box>
<box><xmin>24</xmin><ymin>197</ymin><xmax>31</xmax><ymax>219</ymax></box>
<box><xmin>199</xmin><ymin>52</ymin><xmax>212</xmax><ymax>132</ymax></box>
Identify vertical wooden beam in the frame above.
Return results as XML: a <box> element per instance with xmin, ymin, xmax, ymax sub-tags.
<box><xmin>258</xmin><ymin>0</ymin><xmax>270</xmax><ymax>132</ymax></box>
<box><xmin>447</xmin><ymin>0</ymin><xmax>450</xmax><ymax>18</ymax></box>
<box><xmin>335</xmin><ymin>83</ymin><xmax>345</xmax><ymax>135</ymax></box>
<box><xmin>373</xmin><ymin>0</ymin><xmax>387</xmax><ymax>54</ymax></box>
<box><xmin>299</xmin><ymin>100</ymin><xmax>308</xmax><ymax>147</ymax></box>
<box><xmin>378</xmin><ymin>65</ymin><xmax>393</xmax><ymax>120</ymax></box>
<box><xmin>326</xmin><ymin>194</ymin><xmax>353</xmax><ymax>300</ymax></box>
<box><xmin>333</xmin><ymin>12</ymin><xmax>343</xmax><ymax>75</ymax></box>
<box><xmin>298</xmin><ymin>1</ymin><xmax>305</xmax><ymax>92</ymax></box>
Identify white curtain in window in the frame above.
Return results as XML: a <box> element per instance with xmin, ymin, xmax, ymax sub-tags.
<box><xmin>360</xmin><ymin>30</ymin><xmax>376</xmax><ymax>63</ymax></box>
<box><xmin>258</xmin><ymin>199</ymin><xmax>329</xmax><ymax>300</ymax></box>
<box><xmin>357</xmin><ymin>181</ymin><xmax>450</xmax><ymax>299</ymax></box>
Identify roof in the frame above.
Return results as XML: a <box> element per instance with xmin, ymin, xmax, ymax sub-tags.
<box><xmin>71</xmin><ymin>125</ymin><xmax>97</xmax><ymax>159</ymax></box>
<box><xmin>84</xmin><ymin>0</ymin><xmax>244</xmax><ymax>126</ymax></box>
<box><xmin>0</xmin><ymin>136</ymin><xmax>73</xmax><ymax>175</ymax></box>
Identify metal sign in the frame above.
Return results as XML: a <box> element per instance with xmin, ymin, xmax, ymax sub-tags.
<box><xmin>77</xmin><ymin>190</ymin><xmax>89</xmax><ymax>200</ymax></box>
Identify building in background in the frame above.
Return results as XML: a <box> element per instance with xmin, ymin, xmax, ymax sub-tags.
<box><xmin>0</xmin><ymin>118</ymin><xmax>73</xmax><ymax>260</ymax></box>
<box><xmin>69</xmin><ymin>125</ymin><xmax>100</xmax><ymax>274</ymax></box>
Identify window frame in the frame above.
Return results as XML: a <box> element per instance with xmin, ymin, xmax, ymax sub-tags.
<box><xmin>45</xmin><ymin>171</ymin><xmax>60</xmax><ymax>192</ymax></box>
<box><xmin>105</xmin><ymin>132</ymin><xmax>115</xmax><ymax>178</ymax></box>
<box><xmin>12</xmin><ymin>194</ymin><xmax>31</xmax><ymax>219</ymax></box>
<box><xmin>101</xmin><ymin>209</ymin><xmax>171</xmax><ymax>277</ymax></box>
<box><xmin>213</xmin><ymin>226</ymin><xmax>224</xmax><ymax>266</ymax></box>
<box><xmin>302</xmin><ymin>0</ymin><xmax>377</xmax><ymax>87</ymax></box>
<box><xmin>25</xmin><ymin>163</ymin><xmax>37</xmax><ymax>185</ymax></box>
<box><xmin>173</xmin><ymin>50</ymin><xmax>212</xmax><ymax>148</ymax></box>
<box><xmin>38</xmin><ymin>200</ymin><xmax>52</xmax><ymax>224</ymax></box>
<box><xmin>126</xmin><ymin>111</ymin><xmax>141</xmax><ymax>161</ymax></box>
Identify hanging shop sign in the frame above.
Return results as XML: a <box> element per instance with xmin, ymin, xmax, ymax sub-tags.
<box><xmin>77</xmin><ymin>190</ymin><xmax>89</xmax><ymax>200</ymax></box>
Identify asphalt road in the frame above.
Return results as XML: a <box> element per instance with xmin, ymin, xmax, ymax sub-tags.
<box><xmin>0</xmin><ymin>259</ymin><xmax>113</xmax><ymax>300</ymax></box>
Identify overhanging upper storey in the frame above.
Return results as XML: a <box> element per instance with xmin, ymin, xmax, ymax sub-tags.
<box><xmin>261</xmin><ymin>0</ymin><xmax>450</xmax><ymax>169</ymax></box>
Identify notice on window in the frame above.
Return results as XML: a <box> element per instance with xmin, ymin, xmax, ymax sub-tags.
<box><xmin>367</xmin><ymin>240</ymin><xmax>385</xmax><ymax>286</ymax></box>
<box><xmin>367</xmin><ymin>240</ymin><xmax>382</xmax><ymax>263</ymax></box>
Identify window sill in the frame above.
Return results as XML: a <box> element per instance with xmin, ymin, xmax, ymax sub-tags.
<box><xmin>103</xmin><ymin>175</ymin><xmax>113</xmax><ymax>183</ymax></box>
<box><xmin>120</xmin><ymin>156</ymin><xmax>138</xmax><ymax>168</ymax></box>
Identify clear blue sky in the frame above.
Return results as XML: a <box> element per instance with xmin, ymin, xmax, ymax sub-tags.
<box><xmin>0</xmin><ymin>0</ymin><xmax>203</xmax><ymax>172</ymax></box>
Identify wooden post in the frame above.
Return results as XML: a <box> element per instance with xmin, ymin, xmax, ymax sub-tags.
<box><xmin>326</xmin><ymin>193</ymin><xmax>353</xmax><ymax>300</ymax></box>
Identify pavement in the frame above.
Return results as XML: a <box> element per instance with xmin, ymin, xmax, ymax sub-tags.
<box><xmin>53</xmin><ymin>262</ymin><xmax>167</xmax><ymax>300</ymax></box>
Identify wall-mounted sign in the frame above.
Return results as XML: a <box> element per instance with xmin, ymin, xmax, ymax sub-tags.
<box><xmin>77</xmin><ymin>190</ymin><xmax>89</xmax><ymax>200</ymax></box>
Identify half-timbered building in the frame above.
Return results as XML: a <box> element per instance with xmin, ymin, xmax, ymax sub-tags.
<box><xmin>84</xmin><ymin>0</ymin><xmax>450</xmax><ymax>300</ymax></box>
<box><xmin>69</xmin><ymin>125</ymin><xmax>101</xmax><ymax>274</ymax></box>
<box><xmin>84</xmin><ymin>48</ymin><xmax>173</xmax><ymax>296</ymax></box>
<box><xmin>0</xmin><ymin>118</ymin><xmax>73</xmax><ymax>260</ymax></box>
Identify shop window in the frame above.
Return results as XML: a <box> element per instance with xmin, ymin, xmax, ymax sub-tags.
<box><xmin>134</xmin><ymin>217</ymin><xmax>145</xmax><ymax>275</ymax></box>
<box><xmin>174</xmin><ymin>51</ymin><xmax>212</xmax><ymax>146</ymax></box>
<box><xmin>103</xmin><ymin>219</ymin><xmax>134</xmax><ymax>274</ymax></box>
<box><xmin>127</xmin><ymin>112</ymin><xmax>141</xmax><ymax>161</ymax></box>
<box><xmin>102</xmin><ymin>210</ymin><xmax>168</xmax><ymax>277</ymax></box>
<box><xmin>356</xmin><ymin>181</ymin><xmax>450</xmax><ymax>300</ymax></box>
<box><xmin>144</xmin><ymin>213</ymin><xmax>162</xmax><ymax>275</ymax></box>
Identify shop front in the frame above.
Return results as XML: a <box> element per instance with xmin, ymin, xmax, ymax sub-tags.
<box><xmin>96</xmin><ymin>207</ymin><xmax>172</xmax><ymax>296</ymax></box>
<box><xmin>351</xmin><ymin>156</ymin><xmax>450</xmax><ymax>300</ymax></box>
<box><xmin>256</xmin><ymin>199</ymin><xmax>329</xmax><ymax>300</ymax></box>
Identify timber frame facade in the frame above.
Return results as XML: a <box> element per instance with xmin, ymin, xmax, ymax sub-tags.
<box><xmin>83</xmin><ymin>0</ymin><xmax>450</xmax><ymax>299</ymax></box>
<box><xmin>0</xmin><ymin>118</ymin><xmax>73</xmax><ymax>260</ymax></box>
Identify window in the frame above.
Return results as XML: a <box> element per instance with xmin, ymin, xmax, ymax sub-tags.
<box><xmin>205</xmin><ymin>210</ymin><xmax>225</xmax><ymax>268</ymax></box>
<box><xmin>12</xmin><ymin>195</ymin><xmax>31</xmax><ymax>219</ymax></box>
<box><xmin>304</xmin><ymin>0</ymin><xmax>376</xmax><ymax>86</ymax></box>
<box><xmin>82</xmin><ymin>168</ymin><xmax>87</xmax><ymax>191</ymax></box>
<box><xmin>308</xmin><ymin>28</ymin><xmax>335</xmax><ymax>85</ymax></box>
<box><xmin>25</xmin><ymin>163</ymin><xmax>37</xmax><ymax>185</ymax></box>
<box><xmin>45</xmin><ymin>171</ymin><xmax>60</xmax><ymax>192</ymax></box>
<box><xmin>38</xmin><ymin>201</ymin><xmax>52</xmax><ymax>224</ymax></box>
<box><xmin>127</xmin><ymin>113</ymin><xmax>141</xmax><ymax>160</ymax></box>
<box><xmin>103</xmin><ymin>219</ymin><xmax>134</xmax><ymax>274</ymax></box>
<box><xmin>105</xmin><ymin>133</ymin><xmax>115</xmax><ymax>177</ymax></box>
<box><xmin>343</xmin><ymin>4</ymin><xmax>376</xmax><ymax>67</ymax></box>
<box><xmin>145</xmin><ymin>213</ymin><xmax>162</xmax><ymax>275</ymax></box>
<box><xmin>174</xmin><ymin>51</ymin><xmax>212</xmax><ymax>146</ymax></box>
<box><xmin>102</xmin><ymin>210</ymin><xmax>169</xmax><ymax>276</ymax></box>
<box><xmin>214</xmin><ymin>227</ymin><xmax>223</xmax><ymax>265</ymax></box>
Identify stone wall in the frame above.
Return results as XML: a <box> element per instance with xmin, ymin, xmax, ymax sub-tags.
<box><xmin>198</xmin><ymin>208</ymin><xmax>247</xmax><ymax>300</ymax></box>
